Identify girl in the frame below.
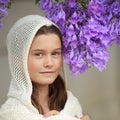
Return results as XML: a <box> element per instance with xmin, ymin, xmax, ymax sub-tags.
<box><xmin>0</xmin><ymin>15</ymin><xmax>90</xmax><ymax>120</ymax></box>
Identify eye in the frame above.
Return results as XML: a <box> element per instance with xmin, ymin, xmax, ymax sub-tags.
<box><xmin>52</xmin><ymin>51</ymin><xmax>61</xmax><ymax>56</ymax></box>
<box><xmin>34</xmin><ymin>52</ymin><xmax>43</xmax><ymax>57</ymax></box>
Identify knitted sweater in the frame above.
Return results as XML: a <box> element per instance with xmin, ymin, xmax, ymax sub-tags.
<box><xmin>0</xmin><ymin>15</ymin><xmax>82</xmax><ymax>120</ymax></box>
<box><xmin>0</xmin><ymin>91</ymin><xmax>82</xmax><ymax>120</ymax></box>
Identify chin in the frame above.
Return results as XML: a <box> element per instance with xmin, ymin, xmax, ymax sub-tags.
<box><xmin>42</xmin><ymin>77</ymin><xmax>56</xmax><ymax>85</ymax></box>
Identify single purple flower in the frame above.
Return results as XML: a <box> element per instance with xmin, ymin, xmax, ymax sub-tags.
<box><xmin>0</xmin><ymin>0</ymin><xmax>10</xmax><ymax>5</ymax></box>
<box><xmin>111</xmin><ymin>1</ymin><xmax>120</xmax><ymax>17</ymax></box>
<box><xmin>39</xmin><ymin>0</ymin><xmax>53</xmax><ymax>14</ymax></box>
<box><xmin>69</xmin><ymin>11</ymin><xmax>79</xmax><ymax>24</ymax></box>
<box><xmin>0</xmin><ymin>22</ymin><xmax>3</xmax><ymax>28</ymax></box>
<box><xmin>0</xmin><ymin>0</ymin><xmax>9</xmax><ymax>29</ymax></box>
<box><xmin>66</xmin><ymin>0</ymin><xmax>77</xmax><ymax>8</ymax></box>
<box><xmin>0</xmin><ymin>8</ymin><xmax>8</xmax><ymax>19</ymax></box>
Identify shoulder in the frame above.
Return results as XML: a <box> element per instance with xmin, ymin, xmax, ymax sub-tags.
<box><xmin>61</xmin><ymin>90</ymin><xmax>83</xmax><ymax>117</ymax></box>
<box><xmin>0</xmin><ymin>98</ymin><xmax>41</xmax><ymax>120</ymax></box>
<box><xmin>66</xmin><ymin>90</ymin><xmax>79</xmax><ymax>102</ymax></box>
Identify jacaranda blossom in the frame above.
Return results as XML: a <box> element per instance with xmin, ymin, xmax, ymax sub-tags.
<box><xmin>0</xmin><ymin>0</ymin><xmax>10</xmax><ymax>28</ymax></box>
<box><xmin>39</xmin><ymin>0</ymin><xmax>120</xmax><ymax>76</ymax></box>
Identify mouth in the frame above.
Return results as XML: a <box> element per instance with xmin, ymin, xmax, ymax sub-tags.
<box><xmin>40</xmin><ymin>71</ymin><xmax>55</xmax><ymax>73</ymax></box>
<box><xmin>40</xmin><ymin>71</ymin><xmax>55</xmax><ymax>76</ymax></box>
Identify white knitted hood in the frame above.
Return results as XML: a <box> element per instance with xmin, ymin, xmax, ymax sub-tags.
<box><xmin>6</xmin><ymin>15</ymin><xmax>56</xmax><ymax>106</ymax></box>
<box><xmin>0</xmin><ymin>15</ymin><xmax>83</xmax><ymax>120</ymax></box>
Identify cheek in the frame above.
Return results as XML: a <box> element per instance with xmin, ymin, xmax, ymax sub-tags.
<box><xmin>55</xmin><ymin>58</ymin><xmax>63</xmax><ymax>71</ymax></box>
<box><xmin>28</xmin><ymin>58</ymin><xmax>41</xmax><ymax>73</ymax></box>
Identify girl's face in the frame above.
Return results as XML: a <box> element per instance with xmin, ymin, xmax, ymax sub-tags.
<box><xmin>28</xmin><ymin>33</ymin><xmax>63</xmax><ymax>86</ymax></box>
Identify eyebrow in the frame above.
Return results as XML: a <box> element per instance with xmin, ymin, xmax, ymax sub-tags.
<box><xmin>31</xmin><ymin>48</ymin><xmax>62</xmax><ymax>52</ymax></box>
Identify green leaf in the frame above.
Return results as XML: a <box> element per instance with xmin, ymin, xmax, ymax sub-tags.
<box><xmin>7</xmin><ymin>1</ymin><xmax>12</xmax><ymax>8</ymax></box>
<box><xmin>77</xmin><ymin>0</ymin><xmax>89</xmax><ymax>9</ymax></box>
<box><xmin>35</xmin><ymin>0</ymin><xmax>40</xmax><ymax>5</ymax></box>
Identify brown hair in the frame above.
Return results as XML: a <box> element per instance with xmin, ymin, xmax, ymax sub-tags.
<box><xmin>31</xmin><ymin>25</ymin><xmax>67</xmax><ymax>114</ymax></box>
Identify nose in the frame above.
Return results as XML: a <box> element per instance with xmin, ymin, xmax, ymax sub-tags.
<box><xmin>44</xmin><ymin>55</ymin><xmax>53</xmax><ymax>67</ymax></box>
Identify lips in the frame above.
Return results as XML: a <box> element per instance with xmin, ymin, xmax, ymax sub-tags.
<box><xmin>40</xmin><ymin>71</ymin><xmax>55</xmax><ymax>76</ymax></box>
<box><xmin>40</xmin><ymin>71</ymin><xmax>55</xmax><ymax>73</ymax></box>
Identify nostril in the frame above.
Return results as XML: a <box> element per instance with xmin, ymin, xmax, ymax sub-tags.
<box><xmin>44</xmin><ymin>56</ymin><xmax>53</xmax><ymax>67</ymax></box>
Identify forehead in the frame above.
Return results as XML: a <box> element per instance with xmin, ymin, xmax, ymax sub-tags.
<box><xmin>30</xmin><ymin>33</ymin><xmax>62</xmax><ymax>50</ymax></box>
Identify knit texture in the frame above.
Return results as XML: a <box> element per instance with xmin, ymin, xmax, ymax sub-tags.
<box><xmin>0</xmin><ymin>91</ymin><xmax>82</xmax><ymax>120</ymax></box>
<box><xmin>0</xmin><ymin>15</ymin><xmax>82</xmax><ymax>120</ymax></box>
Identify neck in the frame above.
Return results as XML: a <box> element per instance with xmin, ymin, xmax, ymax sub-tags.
<box><xmin>32</xmin><ymin>82</ymin><xmax>49</xmax><ymax>103</ymax></box>
<box><xmin>32</xmin><ymin>82</ymin><xmax>50</xmax><ymax>114</ymax></box>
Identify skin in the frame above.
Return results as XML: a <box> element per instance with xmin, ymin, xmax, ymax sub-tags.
<box><xmin>28</xmin><ymin>33</ymin><xmax>63</xmax><ymax>113</ymax></box>
<box><xmin>28</xmin><ymin>33</ymin><xmax>90</xmax><ymax>120</ymax></box>
<box><xmin>28</xmin><ymin>33</ymin><xmax>62</xmax><ymax>86</ymax></box>
<box><xmin>44</xmin><ymin>110</ymin><xmax>90</xmax><ymax>120</ymax></box>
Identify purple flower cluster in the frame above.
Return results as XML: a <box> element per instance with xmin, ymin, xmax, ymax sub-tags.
<box><xmin>0</xmin><ymin>0</ymin><xmax>10</xmax><ymax>28</ymax></box>
<box><xmin>39</xmin><ymin>0</ymin><xmax>120</xmax><ymax>75</ymax></box>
